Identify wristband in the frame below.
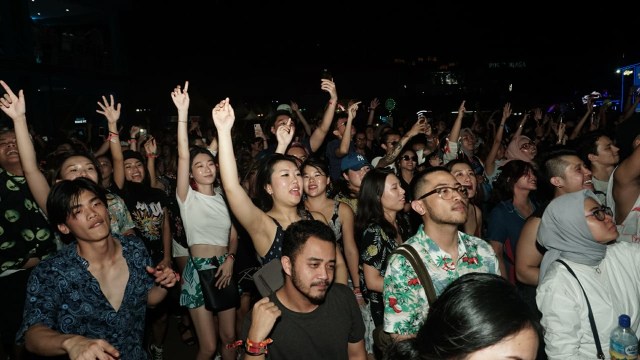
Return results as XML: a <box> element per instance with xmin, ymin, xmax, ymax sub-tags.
<box><xmin>227</xmin><ymin>253</ymin><xmax>236</xmax><ymax>261</ymax></box>
<box><xmin>245</xmin><ymin>338</ymin><xmax>273</xmax><ymax>356</ymax></box>
<box><xmin>146</xmin><ymin>153</ymin><xmax>158</xmax><ymax>159</ymax></box>
<box><xmin>128</xmin><ymin>138</ymin><xmax>137</xmax><ymax>144</ymax></box>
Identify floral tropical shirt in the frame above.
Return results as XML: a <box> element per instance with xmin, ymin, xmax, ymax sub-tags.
<box><xmin>106</xmin><ymin>192</ymin><xmax>135</xmax><ymax>236</ymax></box>
<box><xmin>383</xmin><ymin>225</ymin><xmax>499</xmax><ymax>335</ymax></box>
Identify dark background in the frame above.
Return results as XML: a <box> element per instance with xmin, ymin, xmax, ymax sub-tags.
<box><xmin>1</xmin><ymin>0</ymin><xmax>639</xmax><ymax>138</ymax></box>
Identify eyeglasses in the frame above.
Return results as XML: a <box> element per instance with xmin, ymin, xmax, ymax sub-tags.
<box><xmin>520</xmin><ymin>142</ymin><xmax>536</xmax><ymax>151</ymax></box>
<box><xmin>586</xmin><ymin>206</ymin><xmax>613</xmax><ymax>221</ymax></box>
<box><xmin>415</xmin><ymin>185</ymin><xmax>469</xmax><ymax>201</ymax></box>
<box><xmin>402</xmin><ymin>155</ymin><xmax>418</xmax><ymax>162</ymax></box>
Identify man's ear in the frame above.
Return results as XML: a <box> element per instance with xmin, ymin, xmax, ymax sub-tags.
<box><xmin>333</xmin><ymin>129</ymin><xmax>341</xmax><ymax>138</ymax></box>
<box><xmin>587</xmin><ymin>153</ymin><xmax>597</xmax><ymax>163</ymax></box>
<box><xmin>549</xmin><ymin>176</ymin><xmax>563</xmax><ymax>188</ymax></box>
<box><xmin>381</xmin><ymin>143</ymin><xmax>388</xmax><ymax>151</ymax></box>
<box><xmin>411</xmin><ymin>200</ymin><xmax>427</xmax><ymax>216</ymax></box>
<box><xmin>281</xmin><ymin>256</ymin><xmax>292</xmax><ymax>276</ymax></box>
<box><xmin>57</xmin><ymin>224</ymin><xmax>70</xmax><ymax>235</ymax></box>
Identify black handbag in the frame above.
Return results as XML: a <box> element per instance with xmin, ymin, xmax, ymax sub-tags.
<box><xmin>192</xmin><ymin>255</ymin><xmax>239</xmax><ymax>312</ymax></box>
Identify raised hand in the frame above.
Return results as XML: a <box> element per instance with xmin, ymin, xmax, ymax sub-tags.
<box><xmin>171</xmin><ymin>81</ymin><xmax>190</xmax><ymax>112</ymax></box>
<box><xmin>275</xmin><ymin>118</ymin><xmax>294</xmax><ymax>149</ymax></box>
<box><xmin>501</xmin><ymin>103</ymin><xmax>512</xmax><ymax>122</ymax></box>
<box><xmin>369</xmin><ymin>97</ymin><xmax>380</xmax><ymax>111</ymax></box>
<box><xmin>347</xmin><ymin>101</ymin><xmax>361</xmax><ymax>119</ymax></box>
<box><xmin>290</xmin><ymin>100</ymin><xmax>299</xmax><ymax>112</ymax></box>
<box><xmin>0</xmin><ymin>80</ymin><xmax>26</xmax><ymax>120</ymax></box>
<box><xmin>96</xmin><ymin>95</ymin><xmax>121</xmax><ymax>126</ymax></box>
<box><xmin>320</xmin><ymin>79</ymin><xmax>338</xmax><ymax>101</ymax></box>
<box><xmin>211</xmin><ymin>98</ymin><xmax>235</xmax><ymax>132</ymax></box>
<box><xmin>144</xmin><ymin>137</ymin><xmax>157</xmax><ymax>155</ymax></box>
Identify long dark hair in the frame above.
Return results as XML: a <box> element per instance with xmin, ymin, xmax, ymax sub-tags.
<box><xmin>254</xmin><ymin>153</ymin><xmax>301</xmax><ymax>212</ymax></box>
<box><xmin>384</xmin><ymin>273</ymin><xmax>542</xmax><ymax>360</ymax></box>
<box><xmin>355</xmin><ymin>168</ymin><xmax>410</xmax><ymax>241</ymax></box>
<box><xmin>491</xmin><ymin>159</ymin><xmax>537</xmax><ymax>204</ymax></box>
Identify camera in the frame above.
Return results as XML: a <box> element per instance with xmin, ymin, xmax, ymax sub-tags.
<box><xmin>139</xmin><ymin>128</ymin><xmax>147</xmax><ymax>137</ymax></box>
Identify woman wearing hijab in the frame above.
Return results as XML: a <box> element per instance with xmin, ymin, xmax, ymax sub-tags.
<box><xmin>536</xmin><ymin>190</ymin><xmax>640</xmax><ymax>359</ymax></box>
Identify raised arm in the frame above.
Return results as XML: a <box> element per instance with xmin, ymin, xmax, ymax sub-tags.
<box><xmin>274</xmin><ymin>118</ymin><xmax>294</xmax><ymax>154</ymax></box>
<box><xmin>309</xmin><ymin>79</ymin><xmax>338</xmax><ymax>153</ymax></box>
<box><xmin>172</xmin><ymin>82</ymin><xmax>191</xmax><ymax>203</ymax></box>
<box><xmin>290</xmin><ymin>101</ymin><xmax>311</xmax><ymax>136</ymax></box>
<box><xmin>442</xmin><ymin>101</ymin><xmax>466</xmax><ymax>164</ymax></box>
<box><xmin>377</xmin><ymin>116</ymin><xmax>425</xmax><ymax>169</ymax></box>
<box><xmin>144</xmin><ymin>137</ymin><xmax>159</xmax><ymax>189</ymax></box>
<box><xmin>484</xmin><ymin>103</ymin><xmax>511</xmax><ymax>177</ymax></box>
<box><xmin>569</xmin><ymin>97</ymin><xmax>594</xmax><ymax>140</ymax></box>
<box><xmin>212</xmin><ymin>98</ymin><xmax>274</xmax><ymax>257</ymax></box>
<box><xmin>366</xmin><ymin>97</ymin><xmax>380</xmax><ymax>126</ymax></box>
<box><xmin>335</xmin><ymin>102</ymin><xmax>359</xmax><ymax>158</ymax></box>
<box><xmin>96</xmin><ymin>95</ymin><xmax>125</xmax><ymax>189</ymax></box>
<box><xmin>612</xmin><ymin>137</ymin><xmax>640</xmax><ymax>224</ymax></box>
<box><xmin>0</xmin><ymin>80</ymin><xmax>50</xmax><ymax>212</ymax></box>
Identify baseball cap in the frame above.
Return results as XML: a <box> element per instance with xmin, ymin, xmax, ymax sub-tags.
<box><xmin>341</xmin><ymin>152</ymin><xmax>371</xmax><ymax>172</ymax></box>
<box><xmin>276</xmin><ymin>104</ymin><xmax>292</xmax><ymax>115</ymax></box>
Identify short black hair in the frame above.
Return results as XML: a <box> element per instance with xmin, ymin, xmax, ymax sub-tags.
<box><xmin>282</xmin><ymin>220</ymin><xmax>336</xmax><ymax>262</ymax></box>
<box><xmin>409</xmin><ymin>166</ymin><xmax>451</xmax><ymax>200</ymax></box>
<box><xmin>47</xmin><ymin>178</ymin><xmax>108</xmax><ymax>242</ymax></box>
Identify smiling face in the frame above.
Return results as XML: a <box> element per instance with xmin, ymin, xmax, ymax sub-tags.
<box><xmin>0</xmin><ymin>130</ymin><xmax>20</xmax><ymax>170</ymax></box>
<box><xmin>515</xmin><ymin>168</ymin><xmax>537</xmax><ymax>191</ymax></box>
<box><xmin>584</xmin><ymin>197</ymin><xmax>618</xmax><ymax>244</ymax></box>
<box><xmin>554</xmin><ymin>155</ymin><xmax>593</xmax><ymax>193</ymax></box>
<box><xmin>57</xmin><ymin>189</ymin><xmax>110</xmax><ymax>242</ymax></box>
<box><xmin>398</xmin><ymin>149</ymin><xmax>417</xmax><ymax>172</ymax></box>
<box><xmin>190</xmin><ymin>152</ymin><xmax>217</xmax><ymax>187</ymax></box>
<box><xmin>123</xmin><ymin>158</ymin><xmax>146</xmax><ymax>183</ymax></box>
<box><xmin>302</xmin><ymin>165</ymin><xmax>329</xmax><ymax>198</ymax></box>
<box><xmin>450</xmin><ymin>162</ymin><xmax>477</xmax><ymax>198</ymax></box>
<box><xmin>266</xmin><ymin>160</ymin><xmax>302</xmax><ymax>206</ymax></box>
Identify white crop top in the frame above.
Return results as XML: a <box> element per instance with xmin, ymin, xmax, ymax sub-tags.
<box><xmin>177</xmin><ymin>186</ymin><xmax>231</xmax><ymax>247</ymax></box>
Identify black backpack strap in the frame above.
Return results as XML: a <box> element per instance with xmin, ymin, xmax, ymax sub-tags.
<box><xmin>393</xmin><ymin>244</ymin><xmax>437</xmax><ymax>305</ymax></box>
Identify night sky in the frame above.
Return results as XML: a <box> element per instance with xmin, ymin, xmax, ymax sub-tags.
<box><xmin>117</xmin><ymin>2</ymin><xmax>638</xmax><ymax>118</ymax></box>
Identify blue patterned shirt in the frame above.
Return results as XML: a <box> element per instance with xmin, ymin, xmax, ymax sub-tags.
<box><xmin>17</xmin><ymin>234</ymin><xmax>154</xmax><ymax>359</ymax></box>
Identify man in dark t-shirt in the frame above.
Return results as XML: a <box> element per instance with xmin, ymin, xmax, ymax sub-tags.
<box><xmin>241</xmin><ymin>220</ymin><xmax>365</xmax><ymax>359</ymax></box>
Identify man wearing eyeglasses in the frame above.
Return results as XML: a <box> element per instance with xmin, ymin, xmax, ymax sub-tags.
<box><xmin>381</xmin><ymin>167</ymin><xmax>500</xmax><ymax>340</ymax></box>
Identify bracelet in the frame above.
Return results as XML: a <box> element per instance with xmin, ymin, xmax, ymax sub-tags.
<box><xmin>328</xmin><ymin>100</ymin><xmax>334</xmax><ymax>106</ymax></box>
<box><xmin>245</xmin><ymin>338</ymin><xmax>273</xmax><ymax>356</ymax></box>
<box><xmin>106</xmin><ymin>133</ymin><xmax>119</xmax><ymax>143</ymax></box>
<box><xmin>227</xmin><ymin>253</ymin><xmax>236</xmax><ymax>261</ymax></box>
<box><xmin>128</xmin><ymin>138</ymin><xmax>137</xmax><ymax>143</ymax></box>
<box><xmin>109</xmin><ymin>131</ymin><xmax>118</xmax><ymax>135</ymax></box>
<box><xmin>146</xmin><ymin>153</ymin><xmax>158</xmax><ymax>159</ymax></box>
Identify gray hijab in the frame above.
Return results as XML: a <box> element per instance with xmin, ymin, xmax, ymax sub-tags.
<box><xmin>537</xmin><ymin>190</ymin><xmax>607</xmax><ymax>282</ymax></box>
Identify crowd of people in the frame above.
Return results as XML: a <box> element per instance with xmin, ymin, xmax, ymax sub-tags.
<box><xmin>1</xmin><ymin>74</ymin><xmax>640</xmax><ymax>360</ymax></box>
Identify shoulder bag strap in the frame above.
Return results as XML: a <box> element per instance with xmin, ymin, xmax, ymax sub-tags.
<box><xmin>393</xmin><ymin>244</ymin><xmax>437</xmax><ymax>305</ymax></box>
<box><xmin>556</xmin><ymin>259</ymin><xmax>605</xmax><ymax>359</ymax></box>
